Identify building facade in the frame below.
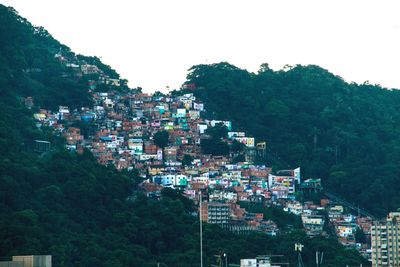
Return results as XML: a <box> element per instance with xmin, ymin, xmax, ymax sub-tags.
<box><xmin>371</xmin><ymin>212</ymin><xmax>400</xmax><ymax>266</ymax></box>
<box><xmin>200</xmin><ymin>202</ymin><xmax>231</xmax><ymax>225</ymax></box>
<box><xmin>0</xmin><ymin>255</ymin><xmax>51</xmax><ymax>267</ymax></box>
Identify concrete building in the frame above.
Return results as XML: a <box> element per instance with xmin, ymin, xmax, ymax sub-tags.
<box><xmin>200</xmin><ymin>202</ymin><xmax>231</xmax><ymax>225</ymax></box>
<box><xmin>240</xmin><ymin>256</ymin><xmax>273</xmax><ymax>267</ymax></box>
<box><xmin>164</xmin><ymin>147</ymin><xmax>178</xmax><ymax>162</ymax></box>
<box><xmin>0</xmin><ymin>256</ymin><xmax>51</xmax><ymax>267</ymax></box>
<box><xmin>302</xmin><ymin>214</ymin><xmax>325</xmax><ymax>236</ymax></box>
<box><xmin>371</xmin><ymin>212</ymin><xmax>400</xmax><ymax>266</ymax></box>
<box><xmin>154</xmin><ymin>174</ymin><xmax>189</xmax><ymax>187</ymax></box>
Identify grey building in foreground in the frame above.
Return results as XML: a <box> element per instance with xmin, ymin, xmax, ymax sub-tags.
<box><xmin>371</xmin><ymin>212</ymin><xmax>400</xmax><ymax>266</ymax></box>
<box><xmin>0</xmin><ymin>255</ymin><xmax>51</xmax><ymax>267</ymax></box>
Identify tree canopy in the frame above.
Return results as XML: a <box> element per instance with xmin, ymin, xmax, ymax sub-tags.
<box><xmin>154</xmin><ymin>130</ymin><xmax>170</xmax><ymax>149</ymax></box>
<box><xmin>187</xmin><ymin>62</ymin><xmax>400</xmax><ymax>217</ymax></box>
<box><xmin>0</xmin><ymin>5</ymin><xmax>368</xmax><ymax>266</ymax></box>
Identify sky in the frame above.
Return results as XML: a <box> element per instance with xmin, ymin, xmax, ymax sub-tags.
<box><xmin>2</xmin><ymin>0</ymin><xmax>400</xmax><ymax>92</ymax></box>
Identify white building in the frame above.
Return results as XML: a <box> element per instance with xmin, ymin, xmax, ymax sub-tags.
<box><xmin>157</xmin><ymin>174</ymin><xmax>189</xmax><ymax>187</ymax></box>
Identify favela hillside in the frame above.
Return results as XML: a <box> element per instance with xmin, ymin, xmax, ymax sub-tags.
<box><xmin>2</xmin><ymin>4</ymin><xmax>399</xmax><ymax>267</ymax></box>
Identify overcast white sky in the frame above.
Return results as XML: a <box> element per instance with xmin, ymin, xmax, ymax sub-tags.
<box><xmin>2</xmin><ymin>0</ymin><xmax>400</xmax><ymax>92</ymax></box>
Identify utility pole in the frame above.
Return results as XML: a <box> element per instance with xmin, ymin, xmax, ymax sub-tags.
<box><xmin>316</xmin><ymin>250</ymin><xmax>323</xmax><ymax>267</ymax></box>
<box><xmin>213</xmin><ymin>253</ymin><xmax>222</xmax><ymax>267</ymax></box>
<box><xmin>295</xmin><ymin>243</ymin><xmax>304</xmax><ymax>267</ymax></box>
<box><xmin>200</xmin><ymin>191</ymin><xmax>203</xmax><ymax>267</ymax></box>
<box><xmin>335</xmin><ymin>144</ymin><xmax>338</xmax><ymax>164</ymax></box>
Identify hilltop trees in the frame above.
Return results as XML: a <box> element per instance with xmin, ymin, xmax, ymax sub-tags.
<box><xmin>0</xmin><ymin>5</ymin><xmax>368</xmax><ymax>266</ymax></box>
<box><xmin>187</xmin><ymin>62</ymin><xmax>400</xmax><ymax>216</ymax></box>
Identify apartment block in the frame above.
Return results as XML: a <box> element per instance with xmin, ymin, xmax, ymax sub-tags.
<box><xmin>371</xmin><ymin>212</ymin><xmax>400</xmax><ymax>266</ymax></box>
<box><xmin>200</xmin><ymin>202</ymin><xmax>231</xmax><ymax>225</ymax></box>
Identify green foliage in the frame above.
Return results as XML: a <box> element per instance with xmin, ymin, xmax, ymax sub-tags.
<box><xmin>230</xmin><ymin>140</ymin><xmax>246</xmax><ymax>153</ymax></box>
<box><xmin>0</xmin><ymin>5</ymin><xmax>92</xmax><ymax>110</ymax></box>
<box><xmin>200</xmin><ymin>123</ymin><xmax>230</xmax><ymax>156</ymax></box>
<box><xmin>187</xmin><ymin>62</ymin><xmax>400</xmax><ymax>217</ymax></box>
<box><xmin>355</xmin><ymin>227</ymin><xmax>367</xmax><ymax>244</ymax></box>
<box><xmin>205</xmin><ymin>122</ymin><xmax>228</xmax><ymax>139</ymax></box>
<box><xmin>0</xmin><ymin>144</ymin><xmax>367</xmax><ymax>266</ymax></box>
<box><xmin>0</xmin><ymin>6</ymin><xmax>367</xmax><ymax>266</ymax></box>
<box><xmin>161</xmin><ymin>187</ymin><xmax>195</xmax><ymax>212</ymax></box>
<box><xmin>200</xmin><ymin>137</ymin><xmax>229</xmax><ymax>156</ymax></box>
<box><xmin>154</xmin><ymin>130</ymin><xmax>169</xmax><ymax>149</ymax></box>
<box><xmin>76</xmin><ymin>55</ymin><xmax>119</xmax><ymax>79</ymax></box>
<box><xmin>201</xmin><ymin>229</ymin><xmax>367</xmax><ymax>267</ymax></box>
<box><xmin>153</xmin><ymin>91</ymin><xmax>165</xmax><ymax>98</ymax></box>
<box><xmin>181</xmin><ymin>154</ymin><xmax>193</xmax><ymax>167</ymax></box>
<box><xmin>239</xmin><ymin>202</ymin><xmax>303</xmax><ymax>229</ymax></box>
<box><xmin>230</xmin><ymin>140</ymin><xmax>246</xmax><ymax>163</ymax></box>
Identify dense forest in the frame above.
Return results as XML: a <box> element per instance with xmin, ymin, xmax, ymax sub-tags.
<box><xmin>0</xmin><ymin>148</ymin><xmax>367</xmax><ymax>267</ymax></box>
<box><xmin>186</xmin><ymin>62</ymin><xmax>400</xmax><ymax>217</ymax></box>
<box><xmin>0</xmin><ymin>4</ymin><xmax>368</xmax><ymax>267</ymax></box>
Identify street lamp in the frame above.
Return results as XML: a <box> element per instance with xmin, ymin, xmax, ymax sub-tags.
<box><xmin>223</xmin><ymin>253</ymin><xmax>227</xmax><ymax>267</ymax></box>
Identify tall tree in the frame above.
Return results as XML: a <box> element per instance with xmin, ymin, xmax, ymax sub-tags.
<box><xmin>154</xmin><ymin>130</ymin><xmax>169</xmax><ymax>149</ymax></box>
<box><xmin>154</xmin><ymin>130</ymin><xmax>169</xmax><ymax>162</ymax></box>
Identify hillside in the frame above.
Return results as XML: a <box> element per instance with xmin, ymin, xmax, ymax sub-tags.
<box><xmin>186</xmin><ymin>62</ymin><xmax>400</xmax><ymax>217</ymax></box>
<box><xmin>0</xmin><ymin>5</ymin><xmax>368</xmax><ymax>267</ymax></box>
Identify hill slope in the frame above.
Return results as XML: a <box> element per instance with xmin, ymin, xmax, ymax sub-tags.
<box><xmin>186</xmin><ymin>62</ymin><xmax>400</xmax><ymax>217</ymax></box>
<box><xmin>0</xmin><ymin>5</ymin><xmax>367</xmax><ymax>267</ymax></box>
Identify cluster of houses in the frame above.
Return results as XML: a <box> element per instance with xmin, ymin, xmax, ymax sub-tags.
<box><xmin>29</xmin><ymin>52</ymin><xmax>373</xmax><ymax>261</ymax></box>
<box><xmin>283</xmin><ymin>187</ymin><xmax>372</xmax><ymax>259</ymax></box>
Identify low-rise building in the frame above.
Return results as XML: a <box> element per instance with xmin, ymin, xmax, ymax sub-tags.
<box><xmin>0</xmin><ymin>255</ymin><xmax>52</xmax><ymax>267</ymax></box>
